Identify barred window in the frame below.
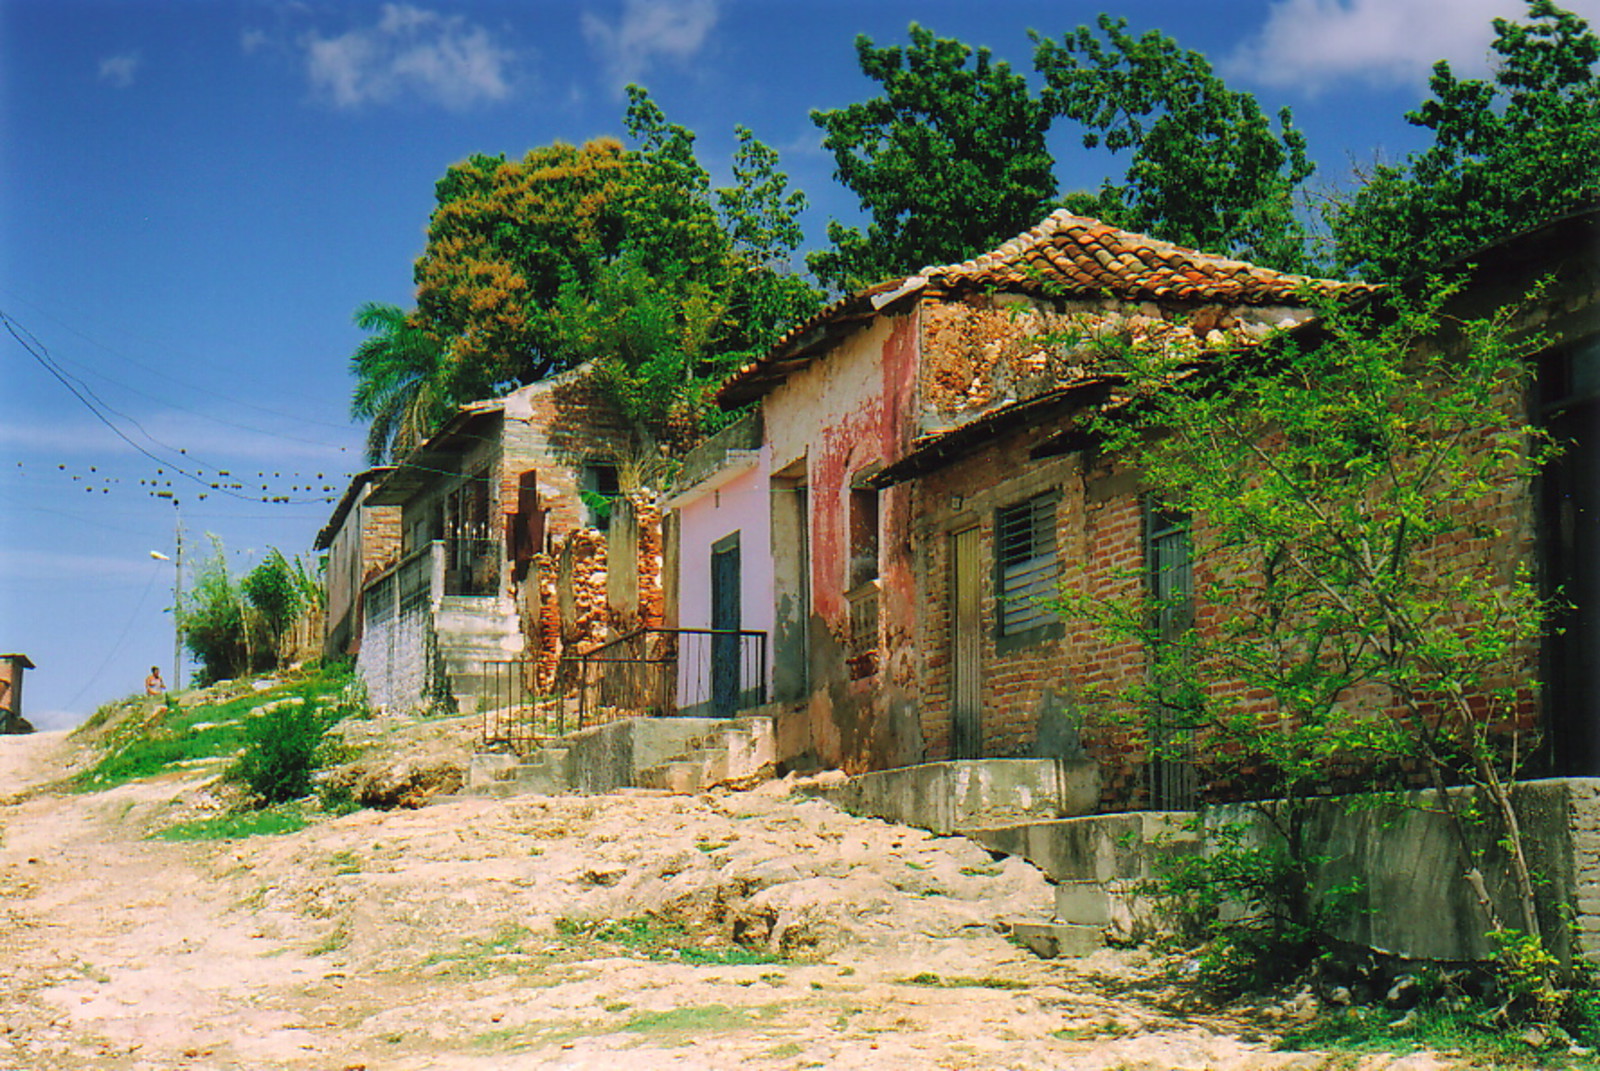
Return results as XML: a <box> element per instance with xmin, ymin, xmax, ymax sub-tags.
<box><xmin>995</xmin><ymin>493</ymin><xmax>1058</xmax><ymax>636</ymax></box>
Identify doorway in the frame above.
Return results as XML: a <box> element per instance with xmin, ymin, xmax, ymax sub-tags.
<box><xmin>711</xmin><ymin>532</ymin><xmax>742</xmax><ymax>718</ymax></box>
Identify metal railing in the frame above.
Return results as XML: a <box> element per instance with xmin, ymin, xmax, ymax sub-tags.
<box><xmin>476</xmin><ymin>628</ymin><xmax>768</xmax><ymax>754</ymax></box>
<box><xmin>442</xmin><ymin>536</ymin><xmax>499</xmax><ymax>597</ymax></box>
<box><xmin>577</xmin><ymin>628</ymin><xmax>768</xmax><ymax>726</ymax></box>
<box><xmin>476</xmin><ymin>658</ymin><xmax>569</xmax><ymax>753</ymax></box>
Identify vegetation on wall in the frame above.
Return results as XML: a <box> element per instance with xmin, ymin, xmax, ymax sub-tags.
<box><xmin>1054</xmin><ymin>279</ymin><xmax>1563</xmax><ymax>1006</ymax></box>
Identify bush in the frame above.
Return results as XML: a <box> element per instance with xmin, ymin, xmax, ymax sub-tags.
<box><xmin>229</xmin><ymin>699</ymin><xmax>333</xmax><ymax>806</ymax></box>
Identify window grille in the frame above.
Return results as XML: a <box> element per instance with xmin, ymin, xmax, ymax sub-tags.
<box><xmin>996</xmin><ymin>494</ymin><xmax>1058</xmax><ymax>636</ymax></box>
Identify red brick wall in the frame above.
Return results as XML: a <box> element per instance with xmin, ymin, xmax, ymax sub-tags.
<box><xmin>909</xmin><ymin>393</ymin><xmax>1544</xmax><ymax>811</ymax></box>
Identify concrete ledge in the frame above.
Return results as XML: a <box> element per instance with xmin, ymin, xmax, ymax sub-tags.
<box><xmin>973</xmin><ymin>778</ymin><xmax>1600</xmax><ymax>965</ymax></box>
<box><xmin>1001</xmin><ymin>919</ymin><xmax>1104</xmax><ymax>959</ymax></box>
<box><xmin>805</xmin><ymin>758</ymin><xmax>1099</xmax><ymax>835</ymax></box>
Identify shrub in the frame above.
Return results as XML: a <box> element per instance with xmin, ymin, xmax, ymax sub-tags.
<box><xmin>229</xmin><ymin>699</ymin><xmax>333</xmax><ymax>806</ymax></box>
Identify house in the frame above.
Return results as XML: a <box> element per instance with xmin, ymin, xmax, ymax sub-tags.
<box><xmin>689</xmin><ymin>208</ymin><xmax>1351</xmax><ymax>776</ymax></box>
<box><xmin>350</xmin><ymin>366</ymin><xmax>639</xmax><ymax>714</ymax></box>
<box><xmin>0</xmin><ymin>653</ymin><xmax>34</xmax><ymax>734</ymax></box>
<box><xmin>663</xmin><ymin>411</ymin><xmax>774</xmax><ymax>718</ymax></box>
<box><xmin>314</xmin><ymin>468</ymin><xmax>400</xmax><ymax>660</ymax></box>
<box><xmin>685</xmin><ymin>204</ymin><xmax>1597</xmax><ymax>808</ymax></box>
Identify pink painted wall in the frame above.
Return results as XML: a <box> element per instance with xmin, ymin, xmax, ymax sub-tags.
<box><xmin>674</xmin><ymin>447</ymin><xmax>775</xmax><ymax>700</ymax></box>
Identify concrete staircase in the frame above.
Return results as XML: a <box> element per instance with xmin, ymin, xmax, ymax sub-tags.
<box><xmin>432</xmin><ymin>595</ymin><xmax>525</xmax><ymax>715</ymax></box>
<box><xmin>634</xmin><ymin>719</ymin><xmax>773</xmax><ymax>793</ymax></box>
<box><xmin>969</xmin><ymin>812</ymin><xmax>1202</xmax><ymax>959</ymax></box>
<box><xmin>800</xmin><ymin>761</ymin><xmax>1197</xmax><ymax>959</ymax></box>
<box><xmin>464</xmin><ymin>715</ymin><xmax>776</xmax><ymax>798</ymax></box>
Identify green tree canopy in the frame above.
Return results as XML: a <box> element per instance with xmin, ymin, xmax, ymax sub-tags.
<box><xmin>412</xmin><ymin>138</ymin><xmax>632</xmax><ymax>395</ymax></box>
<box><xmin>807</xmin><ymin>24</ymin><xmax>1058</xmax><ymax>291</ymax></box>
<box><xmin>1032</xmin><ymin>14</ymin><xmax>1315</xmax><ymax>272</ymax></box>
<box><xmin>367</xmin><ymin>87</ymin><xmax>818</xmax><ymax>453</ymax></box>
<box><xmin>1329</xmin><ymin>0</ymin><xmax>1600</xmax><ymax>282</ymax></box>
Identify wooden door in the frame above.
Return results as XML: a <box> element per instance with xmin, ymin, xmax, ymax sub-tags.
<box><xmin>950</xmin><ymin>526</ymin><xmax>981</xmax><ymax>759</ymax></box>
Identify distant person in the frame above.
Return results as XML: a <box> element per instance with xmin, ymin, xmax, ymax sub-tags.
<box><xmin>145</xmin><ymin>666</ymin><xmax>166</xmax><ymax>695</ymax></box>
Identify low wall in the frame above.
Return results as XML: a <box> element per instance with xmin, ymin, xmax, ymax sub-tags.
<box><xmin>807</xmin><ymin>758</ymin><xmax>1101</xmax><ymax>834</ymax></box>
<box><xmin>970</xmin><ymin>777</ymin><xmax>1600</xmax><ymax>964</ymax></box>
<box><xmin>562</xmin><ymin>717</ymin><xmax>733</xmax><ymax>794</ymax></box>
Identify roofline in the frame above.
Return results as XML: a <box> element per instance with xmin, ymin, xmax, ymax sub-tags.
<box><xmin>313</xmin><ymin>467</ymin><xmax>396</xmax><ymax>550</ymax></box>
<box><xmin>715</xmin><ymin>210</ymin><xmax>1366</xmax><ymax>408</ymax></box>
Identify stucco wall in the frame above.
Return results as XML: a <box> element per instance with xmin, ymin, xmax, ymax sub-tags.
<box><xmin>674</xmin><ymin>447</ymin><xmax>775</xmax><ymax>701</ymax></box>
<box><xmin>761</xmin><ymin>312</ymin><xmax>923</xmax><ymax>772</ymax></box>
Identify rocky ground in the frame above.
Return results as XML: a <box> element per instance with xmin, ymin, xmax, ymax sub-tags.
<box><xmin>0</xmin><ymin>715</ymin><xmax>1461</xmax><ymax>1071</ymax></box>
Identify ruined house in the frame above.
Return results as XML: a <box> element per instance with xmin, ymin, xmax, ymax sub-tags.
<box><xmin>350</xmin><ymin>367</ymin><xmax>644</xmax><ymax>713</ymax></box>
<box><xmin>694</xmin><ymin>209</ymin><xmax>1342</xmax><ymax>774</ymax></box>
<box><xmin>691</xmin><ymin>205</ymin><xmax>1597</xmax><ymax>804</ymax></box>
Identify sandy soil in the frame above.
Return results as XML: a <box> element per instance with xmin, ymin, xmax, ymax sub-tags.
<box><xmin>0</xmin><ymin>727</ymin><xmax>1455</xmax><ymax>1071</ymax></box>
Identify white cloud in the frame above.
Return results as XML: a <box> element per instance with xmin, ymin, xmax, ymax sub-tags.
<box><xmin>582</xmin><ymin>0</ymin><xmax>718</xmax><ymax>92</ymax></box>
<box><xmin>1227</xmin><ymin>0</ymin><xmax>1600</xmax><ymax>93</ymax></box>
<box><xmin>98</xmin><ymin>51</ymin><xmax>141</xmax><ymax>89</ymax></box>
<box><xmin>301</xmin><ymin>3</ymin><xmax>513</xmax><ymax>110</ymax></box>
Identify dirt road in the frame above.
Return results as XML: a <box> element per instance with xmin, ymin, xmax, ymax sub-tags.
<box><xmin>0</xmin><ymin>729</ymin><xmax>1446</xmax><ymax>1070</ymax></box>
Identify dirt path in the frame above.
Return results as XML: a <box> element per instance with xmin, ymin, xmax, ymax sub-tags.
<box><xmin>0</xmin><ymin>731</ymin><xmax>1449</xmax><ymax>1070</ymax></box>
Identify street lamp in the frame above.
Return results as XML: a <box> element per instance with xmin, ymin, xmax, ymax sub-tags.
<box><xmin>148</xmin><ymin>523</ymin><xmax>183</xmax><ymax>689</ymax></box>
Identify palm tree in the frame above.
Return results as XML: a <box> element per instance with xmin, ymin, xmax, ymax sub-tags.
<box><xmin>349</xmin><ymin>302</ymin><xmax>452</xmax><ymax>464</ymax></box>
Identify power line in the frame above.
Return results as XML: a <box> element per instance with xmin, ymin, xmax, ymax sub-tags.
<box><xmin>3</xmin><ymin>308</ymin><xmax>339</xmax><ymax>506</ymax></box>
<box><xmin>0</xmin><ymin>284</ymin><xmax>362</xmax><ymax>437</ymax></box>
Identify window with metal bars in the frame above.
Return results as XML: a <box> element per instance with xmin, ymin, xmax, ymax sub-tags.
<box><xmin>995</xmin><ymin>493</ymin><xmax>1059</xmax><ymax>638</ymax></box>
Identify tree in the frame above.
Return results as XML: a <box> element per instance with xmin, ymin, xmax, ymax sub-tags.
<box><xmin>808</xmin><ymin>24</ymin><xmax>1058</xmax><ymax>291</ymax></box>
<box><xmin>1329</xmin><ymin>0</ymin><xmax>1600</xmax><ymax>282</ymax></box>
<box><xmin>348</xmin><ymin>302</ymin><xmax>452</xmax><ymax>464</ymax></box>
<box><xmin>411</xmin><ymin>138</ymin><xmax>633</xmax><ymax>392</ymax></box>
<box><xmin>1058</xmin><ymin>281</ymin><xmax>1559</xmax><ymax>999</ymax></box>
<box><xmin>392</xmin><ymin>90</ymin><xmax>818</xmax><ymax>452</ymax></box>
<box><xmin>1032</xmin><ymin>15</ymin><xmax>1315</xmax><ymax>272</ymax></box>
<box><xmin>548</xmin><ymin>87</ymin><xmax>819</xmax><ymax>448</ymax></box>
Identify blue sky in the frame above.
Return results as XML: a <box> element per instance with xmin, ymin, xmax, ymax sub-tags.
<box><xmin>2</xmin><ymin>0</ymin><xmax>1592</xmax><ymax>728</ymax></box>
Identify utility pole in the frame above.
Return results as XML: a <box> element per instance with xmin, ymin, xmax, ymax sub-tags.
<box><xmin>172</xmin><ymin>497</ymin><xmax>183</xmax><ymax>691</ymax></box>
<box><xmin>154</xmin><ymin>493</ymin><xmax>184</xmax><ymax>691</ymax></box>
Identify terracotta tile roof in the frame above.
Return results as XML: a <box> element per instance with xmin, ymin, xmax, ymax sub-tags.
<box><xmin>919</xmin><ymin>208</ymin><xmax>1354</xmax><ymax>304</ymax></box>
<box><xmin>717</xmin><ymin>210</ymin><xmax>1367</xmax><ymax>407</ymax></box>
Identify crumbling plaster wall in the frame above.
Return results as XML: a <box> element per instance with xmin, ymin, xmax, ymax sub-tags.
<box><xmin>917</xmin><ymin>293</ymin><xmax>1311</xmax><ymax>432</ymax></box>
<box><xmin>761</xmin><ymin>312</ymin><xmax>923</xmax><ymax>773</ymax></box>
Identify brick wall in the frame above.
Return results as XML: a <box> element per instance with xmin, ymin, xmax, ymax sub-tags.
<box><xmin>907</xmin><ymin>387</ymin><xmax>1546</xmax><ymax>811</ymax></box>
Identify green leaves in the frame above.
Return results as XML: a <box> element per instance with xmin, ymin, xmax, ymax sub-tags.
<box><xmin>1032</xmin><ymin>14</ymin><xmax>1315</xmax><ymax>273</ymax></box>
<box><xmin>1329</xmin><ymin>0</ymin><xmax>1600</xmax><ymax>281</ymax></box>
<box><xmin>808</xmin><ymin>24</ymin><xmax>1057</xmax><ymax>291</ymax></box>
<box><xmin>348</xmin><ymin>301</ymin><xmax>452</xmax><ymax>465</ymax></box>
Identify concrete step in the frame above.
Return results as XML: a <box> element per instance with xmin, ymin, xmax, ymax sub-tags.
<box><xmin>464</xmin><ymin>747</ymin><xmax>573</xmax><ymax>797</ymax></box>
<box><xmin>636</xmin><ymin>759</ymin><xmax>710</xmax><ymax>794</ymax></box>
<box><xmin>1000</xmin><ymin>918</ymin><xmax>1104</xmax><ymax>959</ymax></box>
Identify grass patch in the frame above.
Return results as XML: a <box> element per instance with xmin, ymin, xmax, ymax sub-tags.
<box><xmin>325</xmin><ymin>850</ymin><xmax>362</xmax><ymax>874</ymax></box>
<box><xmin>309</xmin><ymin>922</ymin><xmax>351</xmax><ymax>956</ymax></box>
<box><xmin>901</xmin><ymin>971</ymin><xmax>1029</xmax><ymax>991</ymax></box>
<box><xmin>622</xmin><ymin>1004</ymin><xmax>777</xmax><ymax>1033</ymax></box>
<box><xmin>417</xmin><ymin>924</ymin><xmax>535</xmax><ymax>978</ymax></box>
<box><xmin>73</xmin><ymin>663</ymin><xmax>357</xmax><ymax>794</ymax></box>
<box><xmin>150</xmin><ymin>804</ymin><xmax>308</xmax><ymax>841</ymax></box>
<box><xmin>1278</xmin><ymin>1004</ymin><xmax>1600</xmax><ymax>1070</ymax></box>
<box><xmin>554</xmin><ymin>916</ymin><xmax>781</xmax><ymax>966</ymax></box>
